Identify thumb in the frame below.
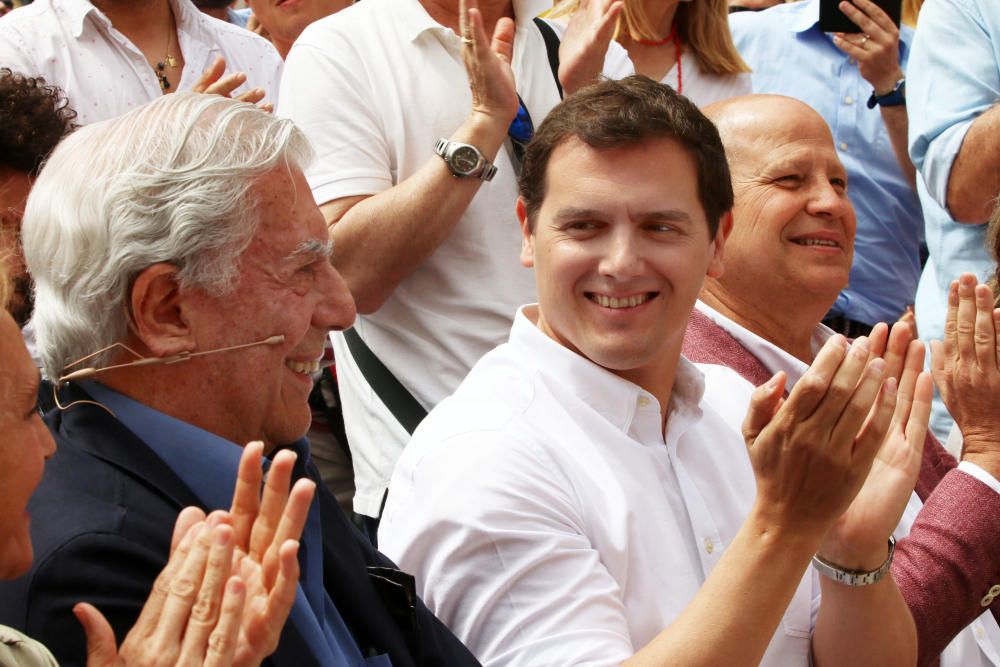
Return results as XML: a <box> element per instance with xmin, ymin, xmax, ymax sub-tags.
<box><xmin>742</xmin><ymin>372</ymin><xmax>786</xmax><ymax>448</ymax></box>
<box><xmin>74</xmin><ymin>603</ymin><xmax>120</xmax><ymax>667</ymax></box>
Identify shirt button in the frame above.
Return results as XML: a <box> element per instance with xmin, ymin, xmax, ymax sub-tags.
<box><xmin>704</xmin><ymin>538</ymin><xmax>714</xmax><ymax>555</ymax></box>
<box><xmin>638</xmin><ymin>396</ymin><xmax>650</xmax><ymax>408</ymax></box>
<box><xmin>844</xmin><ymin>95</ymin><xmax>854</xmax><ymax>105</ymax></box>
<box><xmin>976</xmin><ymin>626</ymin><xmax>986</xmax><ymax>640</ymax></box>
<box><xmin>839</xmin><ymin>142</ymin><xmax>849</xmax><ymax>151</ymax></box>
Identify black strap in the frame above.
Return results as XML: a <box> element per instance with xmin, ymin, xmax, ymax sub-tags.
<box><xmin>342</xmin><ymin>327</ymin><xmax>427</xmax><ymax>435</ymax></box>
<box><xmin>533</xmin><ymin>17</ymin><xmax>563</xmax><ymax>99</ymax></box>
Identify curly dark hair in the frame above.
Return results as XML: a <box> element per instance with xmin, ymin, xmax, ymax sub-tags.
<box><xmin>0</xmin><ymin>68</ymin><xmax>77</xmax><ymax>175</ymax></box>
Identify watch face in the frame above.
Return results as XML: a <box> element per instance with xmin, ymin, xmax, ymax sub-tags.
<box><xmin>451</xmin><ymin>145</ymin><xmax>480</xmax><ymax>174</ymax></box>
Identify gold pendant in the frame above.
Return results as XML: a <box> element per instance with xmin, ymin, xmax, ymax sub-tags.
<box><xmin>165</xmin><ymin>54</ymin><xmax>177</xmax><ymax>68</ymax></box>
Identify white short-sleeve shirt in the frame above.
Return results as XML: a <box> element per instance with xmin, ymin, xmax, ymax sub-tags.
<box><xmin>278</xmin><ymin>0</ymin><xmax>634</xmax><ymax>516</ymax></box>
<box><xmin>0</xmin><ymin>0</ymin><xmax>283</xmax><ymax>126</ymax></box>
<box><xmin>379</xmin><ymin>306</ymin><xmax>818</xmax><ymax>666</ymax></box>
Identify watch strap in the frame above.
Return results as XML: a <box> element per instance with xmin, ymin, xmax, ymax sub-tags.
<box><xmin>812</xmin><ymin>536</ymin><xmax>895</xmax><ymax>586</ymax></box>
<box><xmin>867</xmin><ymin>78</ymin><xmax>906</xmax><ymax>109</ymax></box>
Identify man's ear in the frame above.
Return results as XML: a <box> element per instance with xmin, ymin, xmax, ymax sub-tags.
<box><xmin>517</xmin><ymin>197</ymin><xmax>535</xmax><ymax>268</ymax></box>
<box><xmin>129</xmin><ymin>263</ymin><xmax>196</xmax><ymax>357</ymax></box>
<box><xmin>707</xmin><ymin>210</ymin><xmax>733</xmax><ymax>279</ymax></box>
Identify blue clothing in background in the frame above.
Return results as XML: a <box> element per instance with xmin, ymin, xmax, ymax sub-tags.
<box><xmin>907</xmin><ymin>0</ymin><xmax>999</xmax><ymax>441</ymax></box>
<box><xmin>229</xmin><ymin>7</ymin><xmax>252</xmax><ymax>27</ymax></box>
<box><xmin>83</xmin><ymin>381</ymin><xmax>390</xmax><ymax>667</ymax></box>
<box><xmin>730</xmin><ymin>0</ymin><xmax>923</xmax><ymax>327</ymax></box>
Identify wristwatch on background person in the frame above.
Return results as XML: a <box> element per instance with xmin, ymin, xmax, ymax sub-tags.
<box><xmin>867</xmin><ymin>78</ymin><xmax>906</xmax><ymax>109</ymax></box>
<box><xmin>435</xmin><ymin>138</ymin><xmax>497</xmax><ymax>181</ymax></box>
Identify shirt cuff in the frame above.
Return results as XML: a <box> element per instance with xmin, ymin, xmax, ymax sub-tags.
<box><xmin>958</xmin><ymin>460</ymin><xmax>1000</xmax><ymax>496</ymax></box>
<box><xmin>921</xmin><ymin>118</ymin><xmax>975</xmax><ymax>210</ymax></box>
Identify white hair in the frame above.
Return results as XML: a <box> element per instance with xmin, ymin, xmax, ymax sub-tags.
<box><xmin>22</xmin><ymin>92</ymin><xmax>313</xmax><ymax>379</ymax></box>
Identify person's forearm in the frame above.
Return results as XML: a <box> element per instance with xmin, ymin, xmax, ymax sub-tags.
<box><xmin>880</xmin><ymin>105</ymin><xmax>916</xmax><ymax>188</ymax></box>
<box><xmin>625</xmin><ymin>507</ymin><xmax>820</xmax><ymax>667</ymax></box>
<box><xmin>947</xmin><ymin>104</ymin><xmax>1000</xmax><ymax>224</ymax></box>
<box><xmin>813</xmin><ymin>566</ymin><xmax>917</xmax><ymax>667</ymax></box>
<box><xmin>327</xmin><ymin>110</ymin><xmax>508</xmax><ymax>314</ymax></box>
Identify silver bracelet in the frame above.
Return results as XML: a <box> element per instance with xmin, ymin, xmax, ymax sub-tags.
<box><xmin>812</xmin><ymin>536</ymin><xmax>895</xmax><ymax>586</ymax></box>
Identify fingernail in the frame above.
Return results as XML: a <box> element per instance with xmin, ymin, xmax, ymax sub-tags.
<box><xmin>215</xmin><ymin>526</ymin><xmax>231</xmax><ymax>546</ymax></box>
<box><xmin>870</xmin><ymin>358</ymin><xmax>886</xmax><ymax>374</ymax></box>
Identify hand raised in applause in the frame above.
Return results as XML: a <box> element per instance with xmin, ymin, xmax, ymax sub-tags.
<box><xmin>820</xmin><ymin>322</ymin><xmax>932</xmax><ymax>569</ymax></box>
<box><xmin>460</xmin><ymin>0</ymin><xmax>520</xmax><ymax>127</ymax></box>
<box><xmin>192</xmin><ymin>56</ymin><xmax>272</xmax><ymax>112</ymax></box>
<box><xmin>557</xmin><ymin>0</ymin><xmax>623</xmax><ymax>96</ymax></box>
<box><xmin>931</xmin><ymin>274</ymin><xmax>1000</xmax><ymax>473</ymax></box>
<box><xmin>742</xmin><ymin>335</ymin><xmax>899</xmax><ymax>558</ymax></box>
<box><xmin>73</xmin><ymin>441</ymin><xmax>314</xmax><ymax>666</ymax></box>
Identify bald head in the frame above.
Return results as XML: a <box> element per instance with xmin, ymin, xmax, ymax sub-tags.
<box><xmin>705</xmin><ymin>95</ymin><xmax>836</xmax><ymax>174</ymax></box>
<box><xmin>699</xmin><ymin>94</ymin><xmax>856</xmax><ymax>342</ymax></box>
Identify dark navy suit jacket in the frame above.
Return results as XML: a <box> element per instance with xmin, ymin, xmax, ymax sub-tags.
<box><xmin>0</xmin><ymin>384</ymin><xmax>480</xmax><ymax>667</ymax></box>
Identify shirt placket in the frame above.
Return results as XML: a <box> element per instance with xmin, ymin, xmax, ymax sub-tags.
<box><xmin>663</xmin><ymin>417</ymin><xmax>724</xmax><ymax>579</ymax></box>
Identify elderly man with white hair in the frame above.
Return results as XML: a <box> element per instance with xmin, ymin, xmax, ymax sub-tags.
<box><xmin>0</xmin><ymin>92</ymin><xmax>480</xmax><ymax>667</ymax></box>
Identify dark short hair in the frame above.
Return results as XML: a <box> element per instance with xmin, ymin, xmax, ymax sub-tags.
<box><xmin>518</xmin><ymin>75</ymin><xmax>732</xmax><ymax>237</ymax></box>
<box><xmin>0</xmin><ymin>68</ymin><xmax>77</xmax><ymax>175</ymax></box>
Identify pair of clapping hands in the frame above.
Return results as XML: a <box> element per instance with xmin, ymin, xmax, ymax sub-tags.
<box><xmin>72</xmin><ymin>442</ymin><xmax>314</xmax><ymax>667</ymax></box>
<box><xmin>742</xmin><ymin>273</ymin><xmax>999</xmax><ymax>569</ymax></box>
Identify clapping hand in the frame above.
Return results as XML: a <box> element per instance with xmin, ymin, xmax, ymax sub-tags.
<box><xmin>931</xmin><ymin>274</ymin><xmax>1000</xmax><ymax>466</ymax></box>
<box><xmin>557</xmin><ymin>0</ymin><xmax>623</xmax><ymax>96</ymax></box>
<box><xmin>460</xmin><ymin>0</ymin><xmax>520</xmax><ymax>126</ymax></box>
<box><xmin>74</xmin><ymin>442</ymin><xmax>315</xmax><ymax>667</ymax></box>
<box><xmin>192</xmin><ymin>56</ymin><xmax>272</xmax><ymax>113</ymax></box>
<box><xmin>743</xmin><ymin>334</ymin><xmax>897</xmax><ymax>550</ymax></box>
<box><xmin>819</xmin><ymin>322</ymin><xmax>933</xmax><ymax>568</ymax></box>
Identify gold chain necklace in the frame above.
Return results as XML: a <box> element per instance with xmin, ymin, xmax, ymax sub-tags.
<box><xmin>154</xmin><ymin>8</ymin><xmax>178</xmax><ymax>90</ymax></box>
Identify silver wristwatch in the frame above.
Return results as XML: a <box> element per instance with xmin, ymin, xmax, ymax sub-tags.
<box><xmin>435</xmin><ymin>138</ymin><xmax>497</xmax><ymax>181</ymax></box>
<box><xmin>812</xmin><ymin>536</ymin><xmax>895</xmax><ymax>586</ymax></box>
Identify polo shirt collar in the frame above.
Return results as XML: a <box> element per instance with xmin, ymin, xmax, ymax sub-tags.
<box><xmin>509</xmin><ymin>305</ymin><xmax>705</xmax><ymax>435</ymax></box>
<box><xmin>400</xmin><ymin>0</ymin><xmax>552</xmax><ymax>42</ymax></box>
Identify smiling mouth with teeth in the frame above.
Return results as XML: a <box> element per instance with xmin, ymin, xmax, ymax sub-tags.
<box><xmin>285</xmin><ymin>359</ymin><xmax>320</xmax><ymax>375</ymax></box>
<box><xmin>587</xmin><ymin>293</ymin><xmax>655</xmax><ymax>309</ymax></box>
<box><xmin>792</xmin><ymin>238</ymin><xmax>840</xmax><ymax>248</ymax></box>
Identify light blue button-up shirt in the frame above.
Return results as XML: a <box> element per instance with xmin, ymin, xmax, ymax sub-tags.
<box><xmin>906</xmin><ymin>0</ymin><xmax>998</xmax><ymax>440</ymax></box>
<box><xmin>730</xmin><ymin>0</ymin><xmax>922</xmax><ymax>326</ymax></box>
<box><xmin>82</xmin><ymin>381</ymin><xmax>391</xmax><ymax>667</ymax></box>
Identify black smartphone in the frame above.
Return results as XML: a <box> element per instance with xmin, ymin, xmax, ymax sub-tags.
<box><xmin>818</xmin><ymin>0</ymin><xmax>901</xmax><ymax>33</ymax></box>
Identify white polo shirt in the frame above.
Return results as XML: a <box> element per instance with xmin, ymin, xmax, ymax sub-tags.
<box><xmin>379</xmin><ymin>306</ymin><xmax>818</xmax><ymax>666</ymax></box>
<box><xmin>694</xmin><ymin>299</ymin><xmax>1000</xmax><ymax>667</ymax></box>
<box><xmin>0</xmin><ymin>0</ymin><xmax>283</xmax><ymax>126</ymax></box>
<box><xmin>278</xmin><ymin>0</ymin><xmax>634</xmax><ymax>516</ymax></box>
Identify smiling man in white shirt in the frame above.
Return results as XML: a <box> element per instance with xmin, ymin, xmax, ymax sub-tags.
<box><xmin>379</xmin><ymin>75</ymin><xmax>929</xmax><ymax>667</ymax></box>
